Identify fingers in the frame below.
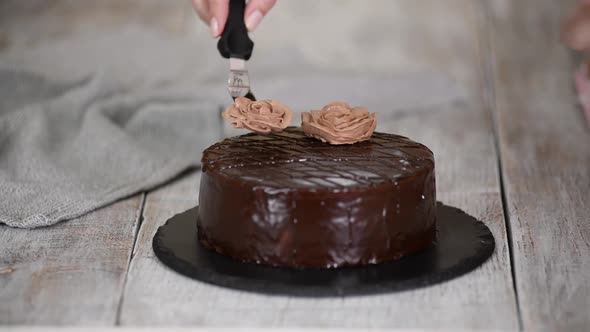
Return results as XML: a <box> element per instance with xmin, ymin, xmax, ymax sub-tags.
<box><xmin>192</xmin><ymin>0</ymin><xmax>229</xmax><ymax>38</ymax></box>
<box><xmin>208</xmin><ymin>0</ymin><xmax>230</xmax><ymax>37</ymax></box>
<box><xmin>192</xmin><ymin>0</ymin><xmax>276</xmax><ymax>37</ymax></box>
<box><xmin>563</xmin><ymin>5</ymin><xmax>590</xmax><ymax>52</ymax></box>
<box><xmin>244</xmin><ymin>0</ymin><xmax>277</xmax><ymax>32</ymax></box>
<box><xmin>192</xmin><ymin>0</ymin><xmax>210</xmax><ymax>23</ymax></box>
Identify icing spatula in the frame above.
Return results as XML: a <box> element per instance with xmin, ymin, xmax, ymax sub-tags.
<box><xmin>217</xmin><ymin>0</ymin><xmax>256</xmax><ymax>101</ymax></box>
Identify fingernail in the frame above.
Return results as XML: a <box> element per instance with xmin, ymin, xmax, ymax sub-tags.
<box><xmin>210</xmin><ymin>17</ymin><xmax>219</xmax><ymax>37</ymax></box>
<box><xmin>245</xmin><ymin>10</ymin><xmax>263</xmax><ymax>32</ymax></box>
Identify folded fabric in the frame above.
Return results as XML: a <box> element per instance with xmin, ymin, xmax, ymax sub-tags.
<box><xmin>0</xmin><ymin>69</ymin><xmax>221</xmax><ymax>228</ymax></box>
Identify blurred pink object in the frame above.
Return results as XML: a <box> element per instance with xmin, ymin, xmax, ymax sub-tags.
<box><xmin>574</xmin><ymin>63</ymin><xmax>590</xmax><ymax>127</ymax></box>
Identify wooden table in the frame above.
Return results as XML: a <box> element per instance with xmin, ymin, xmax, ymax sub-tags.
<box><xmin>0</xmin><ymin>0</ymin><xmax>588</xmax><ymax>330</ymax></box>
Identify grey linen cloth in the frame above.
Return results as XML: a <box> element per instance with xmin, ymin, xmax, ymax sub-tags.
<box><xmin>0</xmin><ymin>70</ymin><xmax>221</xmax><ymax>228</ymax></box>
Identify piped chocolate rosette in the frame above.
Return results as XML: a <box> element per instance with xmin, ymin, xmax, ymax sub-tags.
<box><xmin>222</xmin><ymin>98</ymin><xmax>378</xmax><ymax>144</ymax></box>
<box><xmin>301</xmin><ymin>102</ymin><xmax>377</xmax><ymax>145</ymax></box>
<box><xmin>222</xmin><ymin>97</ymin><xmax>294</xmax><ymax>134</ymax></box>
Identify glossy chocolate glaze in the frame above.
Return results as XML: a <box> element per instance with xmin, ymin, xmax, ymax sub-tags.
<box><xmin>197</xmin><ymin>127</ymin><xmax>436</xmax><ymax>268</ymax></box>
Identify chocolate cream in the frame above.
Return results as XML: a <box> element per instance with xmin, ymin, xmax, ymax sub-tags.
<box><xmin>223</xmin><ymin>97</ymin><xmax>294</xmax><ymax>134</ymax></box>
<box><xmin>302</xmin><ymin>102</ymin><xmax>377</xmax><ymax>145</ymax></box>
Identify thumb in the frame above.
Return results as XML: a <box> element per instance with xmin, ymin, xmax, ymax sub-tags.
<box><xmin>244</xmin><ymin>0</ymin><xmax>277</xmax><ymax>32</ymax></box>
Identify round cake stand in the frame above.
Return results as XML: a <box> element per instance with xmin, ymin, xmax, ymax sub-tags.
<box><xmin>152</xmin><ymin>202</ymin><xmax>494</xmax><ymax>297</ymax></box>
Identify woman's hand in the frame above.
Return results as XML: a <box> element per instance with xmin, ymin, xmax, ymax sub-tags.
<box><xmin>192</xmin><ymin>0</ymin><xmax>277</xmax><ymax>38</ymax></box>
<box><xmin>563</xmin><ymin>1</ymin><xmax>590</xmax><ymax>127</ymax></box>
<box><xmin>563</xmin><ymin>0</ymin><xmax>590</xmax><ymax>52</ymax></box>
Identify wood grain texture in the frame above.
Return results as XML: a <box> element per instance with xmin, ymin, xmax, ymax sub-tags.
<box><xmin>118</xmin><ymin>172</ymin><xmax>202</xmax><ymax>325</ymax></box>
<box><xmin>486</xmin><ymin>0</ymin><xmax>590</xmax><ymax>330</ymax></box>
<box><xmin>0</xmin><ymin>195</ymin><xmax>143</xmax><ymax>325</ymax></box>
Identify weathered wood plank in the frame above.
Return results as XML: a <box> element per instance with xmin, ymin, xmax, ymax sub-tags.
<box><xmin>118</xmin><ymin>172</ymin><xmax>202</xmax><ymax>325</ymax></box>
<box><xmin>0</xmin><ymin>0</ymin><xmax>189</xmax><ymax>36</ymax></box>
<box><xmin>0</xmin><ymin>195</ymin><xmax>143</xmax><ymax>325</ymax></box>
<box><xmin>0</xmin><ymin>0</ymin><xmax>198</xmax><ymax>86</ymax></box>
<box><xmin>5</xmin><ymin>328</ymin><xmax>463</xmax><ymax>332</ymax></box>
<box><xmin>486</xmin><ymin>0</ymin><xmax>590</xmax><ymax>330</ymax></box>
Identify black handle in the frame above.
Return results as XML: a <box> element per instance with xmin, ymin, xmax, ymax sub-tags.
<box><xmin>217</xmin><ymin>0</ymin><xmax>254</xmax><ymax>60</ymax></box>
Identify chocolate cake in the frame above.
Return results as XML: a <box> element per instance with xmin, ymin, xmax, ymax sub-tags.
<box><xmin>197</xmin><ymin>127</ymin><xmax>436</xmax><ymax>268</ymax></box>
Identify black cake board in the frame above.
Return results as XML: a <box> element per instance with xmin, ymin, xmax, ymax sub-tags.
<box><xmin>153</xmin><ymin>202</ymin><xmax>495</xmax><ymax>297</ymax></box>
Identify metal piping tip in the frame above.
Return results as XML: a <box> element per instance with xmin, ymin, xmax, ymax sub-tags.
<box><xmin>228</xmin><ymin>58</ymin><xmax>251</xmax><ymax>99</ymax></box>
